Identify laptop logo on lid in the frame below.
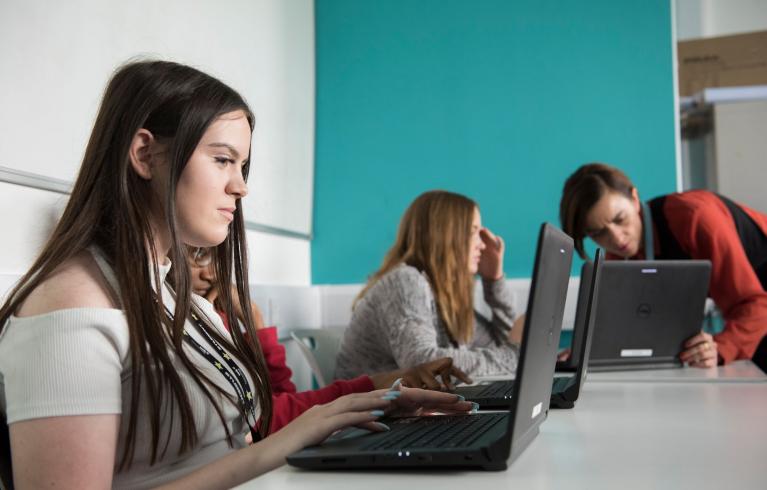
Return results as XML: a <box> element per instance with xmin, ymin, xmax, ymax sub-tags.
<box><xmin>637</xmin><ymin>303</ymin><xmax>652</xmax><ymax>318</ymax></box>
<box><xmin>532</xmin><ymin>402</ymin><xmax>542</xmax><ymax>419</ymax></box>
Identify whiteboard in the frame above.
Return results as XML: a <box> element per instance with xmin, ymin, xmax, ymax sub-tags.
<box><xmin>0</xmin><ymin>0</ymin><xmax>314</xmax><ymax>236</ymax></box>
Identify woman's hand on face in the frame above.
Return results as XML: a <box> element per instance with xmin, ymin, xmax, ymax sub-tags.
<box><xmin>369</xmin><ymin>358</ymin><xmax>473</xmax><ymax>391</ymax></box>
<box><xmin>204</xmin><ymin>286</ymin><xmax>219</xmax><ymax>305</ymax></box>
<box><xmin>227</xmin><ymin>283</ymin><xmax>266</xmax><ymax>329</ymax></box>
<box><xmin>477</xmin><ymin>227</ymin><xmax>504</xmax><ymax>281</ymax></box>
<box><xmin>557</xmin><ymin>348</ymin><xmax>572</xmax><ymax>362</ymax></box>
<box><xmin>280</xmin><ymin>388</ymin><xmax>476</xmax><ymax>450</ymax></box>
<box><xmin>679</xmin><ymin>331</ymin><xmax>718</xmax><ymax>368</ymax></box>
<box><xmin>508</xmin><ymin>314</ymin><xmax>526</xmax><ymax>345</ymax></box>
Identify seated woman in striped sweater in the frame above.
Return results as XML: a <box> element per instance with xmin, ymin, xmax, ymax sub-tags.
<box><xmin>335</xmin><ymin>190</ymin><xmax>525</xmax><ymax>379</ymax></box>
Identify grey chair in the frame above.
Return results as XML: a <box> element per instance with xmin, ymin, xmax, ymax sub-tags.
<box><xmin>1</xmin><ymin>418</ymin><xmax>12</xmax><ymax>490</ymax></box>
<box><xmin>289</xmin><ymin>328</ymin><xmax>345</xmax><ymax>387</ymax></box>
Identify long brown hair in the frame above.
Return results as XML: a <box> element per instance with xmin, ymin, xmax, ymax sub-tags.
<box><xmin>0</xmin><ymin>60</ymin><xmax>272</xmax><ymax>469</ymax></box>
<box><xmin>560</xmin><ymin>162</ymin><xmax>635</xmax><ymax>259</ymax></box>
<box><xmin>356</xmin><ymin>190</ymin><xmax>477</xmax><ymax>344</ymax></box>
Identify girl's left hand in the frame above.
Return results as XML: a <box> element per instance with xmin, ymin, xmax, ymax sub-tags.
<box><xmin>477</xmin><ymin>227</ymin><xmax>505</xmax><ymax>281</ymax></box>
<box><xmin>679</xmin><ymin>331</ymin><xmax>718</xmax><ymax>368</ymax></box>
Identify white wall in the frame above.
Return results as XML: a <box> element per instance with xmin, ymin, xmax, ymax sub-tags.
<box><xmin>676</xmin><ymin>0</ymin><xmax>767</xmax><ymax>40</ymax></box>
<box><xmin>0</xmin><ymin>0</ymin><xmax>315</xmax><ymax>236</ymax></box>
<box><xmin>712</xmin><ymin>100</ymin><xmax>767</xmax><ymax>212</ymax></box>
<box><xmin>0</xmin><ymin>1</ymin><xmax>315</xmax><ymax>386</ymax></box>
<box><xmin>0</xmin><ymin>0</ymin><xmax>314</xmax><ymax>282</ymax></box>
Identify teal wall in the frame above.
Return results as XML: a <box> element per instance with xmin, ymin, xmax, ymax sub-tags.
<box><xmin>312</xmin><ymin>0</ymin><xmax>677</xmax><ymax>284</ymax></box>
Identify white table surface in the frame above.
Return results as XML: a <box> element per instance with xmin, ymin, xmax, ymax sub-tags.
<box><xmin>237</xmin><ymin>381</ymin><xmax>767</xmax><ymax>489</ymax></box>
<box><xmin>586</xmin><ymin>359</ymin><xmax>766</xmax><ymax>383</ymax></box>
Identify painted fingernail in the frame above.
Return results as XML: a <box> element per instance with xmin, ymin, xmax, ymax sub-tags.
<box><xmin>471</xmin><ymin>402</ymin><xmax>480</xmax><ymax>413</ymax></box>
<box><xmin>373</xmin><ymin>422</ymin><xmax>390</xmax><ymax>431</ymax></box>
<box><xmin>370</xmin><ymin>410</ymin><xmax>385</xmax><ymax>417</ymax></box>
<box><xmin>382</xmin><ymin>394</ymin><xmax>398</xmax><ymax>401</ymax></box>
<box><xmin>390</xmin><ymin>378</ymin><xmax>403</xmax><ymax>390</ymax></box>
<box><xmin>384</xmin><ymin>390</ymin><xmax>402</xmax><ymax>398</ymax></box>
<box><xmin>455</xmin><ymin>395</ymin><xmax>465</xmax><ymax>402</ymax></box>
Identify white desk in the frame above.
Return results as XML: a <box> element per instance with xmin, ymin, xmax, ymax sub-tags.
<box><xmin>237</xmin><ymin>381</ymin><xmax>767</xmax><ymax>490</ymax></box>
<box><xmin>587</xmin><ymin>359</ymin><xmax>766</xmax><ymax>383</ymax></box>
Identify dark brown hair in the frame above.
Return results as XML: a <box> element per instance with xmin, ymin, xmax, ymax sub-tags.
<box><xmin>560</xmin><ymin>163</ymin><xmax>635</xmax><ymax>259</ymax></box>
<box><xmin>0</xmin><ymin>60</ymin><xmax>272</xmax><ymax>469</ymax></box>
<box><xmin>356</xmin><ymin>190</ymin><xmax>477</xmax><ymax>344</ymax></box>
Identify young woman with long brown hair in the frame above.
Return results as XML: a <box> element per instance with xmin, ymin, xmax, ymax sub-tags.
<box><xmin>560</xmin><ymin>162</ymin><xmax>767</xmax><ymax>372</ymax></box>
<box><xmin>335</xmin><ymin>190</ymin><xmax>523</xmax><ymax>379</ymax></box>
<box><xmin>0</xmin><ymin>60</ymin><xmax>471</xmax><ymax>489</ymax></box>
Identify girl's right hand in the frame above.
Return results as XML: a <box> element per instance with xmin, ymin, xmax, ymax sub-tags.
<box><xmin>278</xmin><ymin>387</ymin><xmax>475</xmax><ymax>450</ymax></box>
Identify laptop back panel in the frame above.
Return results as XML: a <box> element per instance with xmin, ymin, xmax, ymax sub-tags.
<box><xmin>573</xmin><ymin>253</ymin><xmax>601</xmax><ymax>392</ymax></box>
<box><xmin>589</xmin><ymin>260</ymin><xmax>711</xmax><ymax>370</ymax></box>
<box><xmin>555</xmin><ymin>259</ymin><xmax>594</xmax><ymax>372</ymax></box>
<box><xmin>550</xmin><ymin>250</ymin><xmax>603</xmax><ymax>408</ymax></box>
<box><xmin>508</xmin><ymin>223</ymin><xmax>573</xmax><ymax>459</ymax></box>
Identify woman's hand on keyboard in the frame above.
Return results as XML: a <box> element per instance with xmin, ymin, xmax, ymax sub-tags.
<box><xmin>370</xmin><ymin>357</ymin><xmax>472</xmax><ymax>391</ymax></box>
<box><xmin>276</xmin><ymin>388</ymin><xmax>476</xmax><ymax>450</ymax></box>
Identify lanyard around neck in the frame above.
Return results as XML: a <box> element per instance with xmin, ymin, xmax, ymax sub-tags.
<box><xmin>162</xmin><ymin>303</ymin><xmax>260</xmax><ymax>441</ymax></box>
<box><xmin>641</xmin><ymin>200</ymin><xmax>655</xmax><ymax>260</ymax></box>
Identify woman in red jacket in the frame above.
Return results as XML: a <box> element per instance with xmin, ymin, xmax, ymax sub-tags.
<box><xmin>187</xmin><ymin>247</ymin><xmax>472</xmax><ymax>432</ymax></box>
<box><xmin>559</xmin><ymin>163</ymin><xmax>767</xmax><ymax>372</ymax></box>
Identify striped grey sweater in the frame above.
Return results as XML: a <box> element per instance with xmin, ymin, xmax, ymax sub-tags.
<box><xmin>335</xmin><ymin>264</ymin><xmax>520</xmax><ymax>379</ymax></box>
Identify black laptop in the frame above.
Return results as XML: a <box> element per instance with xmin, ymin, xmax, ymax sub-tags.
<box><xmin>588</xmin><ymin>260</ymin><xmax>711</xmax><ymax>371</ymax></box>
<box><xmin>555</xmin><ymin>258</ymin><xmax>597</xmax><ymax>374</ymax></box>
<box><xmin>286</xmin><ymin>223</ymin><xmax>573</xmax><ymax>471</ymax></box>
<box><xmin>455</xmin><ymin>249</ymin><xmax>602</xmax><ymax>410</ymax></box>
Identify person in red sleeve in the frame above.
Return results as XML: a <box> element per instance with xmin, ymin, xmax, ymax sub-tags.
<box><xmin>558</xmin><ymin>163</ymin><xmax>767</xmax><ymax>373</ymax></box>
<box><xmin>187</xmin><ymin>248</ymin><xmax>473</xmax><ymax>432</ymax></box>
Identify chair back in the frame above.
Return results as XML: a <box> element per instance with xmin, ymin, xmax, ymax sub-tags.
<box><xmin>0</xmin><ymin>416</ymin><xmax>13</xmax><ymax>490</ymax></box>
<box><xmin>289</xmin><ymin>328</ymin><xmax>344</xmax><ymax>387</ymax></box>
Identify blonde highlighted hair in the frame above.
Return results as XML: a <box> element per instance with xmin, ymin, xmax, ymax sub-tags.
<box><xmin>356</xmin><ymin>190</ymin><xmax>477</xmax><ymax>344</ymax></box>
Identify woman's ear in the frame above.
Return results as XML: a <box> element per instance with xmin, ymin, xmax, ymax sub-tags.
<box><xmin>128</xmin><ymin>129</ymin><xmax>157</xmax><ymax>180</ymax></box>
<box><xmin>631</xmin><ymin>187</ymin><xmax>641</xmax><ymax>212</ymax></box>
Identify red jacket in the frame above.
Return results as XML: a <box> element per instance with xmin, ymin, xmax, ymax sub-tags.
<box><xmin>609</xmin><ymin>190</ymin><xmax>767</xmax><ymax>364</ymax></box>
<box><xmin>255</xmin><ymin>326</ymin><xmax>374</xmax><ymax>432</ymax></box>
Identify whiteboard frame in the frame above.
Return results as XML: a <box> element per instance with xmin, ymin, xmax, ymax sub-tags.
<box><xmin>0</xmin><ymin>165</ymin><xmax>311</xmax><ymax>241</ymax></box>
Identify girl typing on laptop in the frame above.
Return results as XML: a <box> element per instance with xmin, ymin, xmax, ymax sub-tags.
<box><xmin>0</xmin><ymin>60</ymin><xmax>473</xmax><ymax>489</ymax></box>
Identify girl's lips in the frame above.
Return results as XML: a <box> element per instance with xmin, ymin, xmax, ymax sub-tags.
<box><xmin>218</xmin><ymin>209</ymin><xmax>234</xmax><ymax>221</ymax></box>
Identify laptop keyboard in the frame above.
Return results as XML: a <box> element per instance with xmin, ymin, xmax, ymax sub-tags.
<box><xmin>362</xmin><ymin>413</ymin><xmax>506</xmax><ymax>451</ymax></box>
<box><xmin>474</xmin><ymin>381</ymin><xmax>515</xmax><ymax>398</ymax></box>
<box><xmin>472</xmin><ymin>376</ymin><xmax>572</xmax><ymax>399</ymax></box>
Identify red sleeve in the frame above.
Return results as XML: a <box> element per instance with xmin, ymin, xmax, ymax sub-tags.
<box><xmin>256</xmin><ymin>327</ymin><xmax>297</xmax><ymax>394</ymax></box>
<box><xmin>268</xmin><ymin>375</ymin><xmax>375</xmax><ymax>433</ymax></box>
<box><xmin>664</xmin><ymin>192</ymin><xmax>767</xmax><ymax>363</ymax></box>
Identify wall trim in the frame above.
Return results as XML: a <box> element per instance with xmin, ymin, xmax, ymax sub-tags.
<box><xmin>0</xmin><ymin>165</ymin><xmax>312</xmax><ymax>241</ymax></box>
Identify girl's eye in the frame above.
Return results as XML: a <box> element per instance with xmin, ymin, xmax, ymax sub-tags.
<box><xmin>215</xmin><ymin>156</ymin><xmax>233</xmax><ymax>166</ymax></box>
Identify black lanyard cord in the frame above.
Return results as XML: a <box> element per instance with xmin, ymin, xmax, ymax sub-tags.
<box><xmin>161</xmin><ymin>303</ymin><xmax>261</xmax><ymax>442</ymax></box>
